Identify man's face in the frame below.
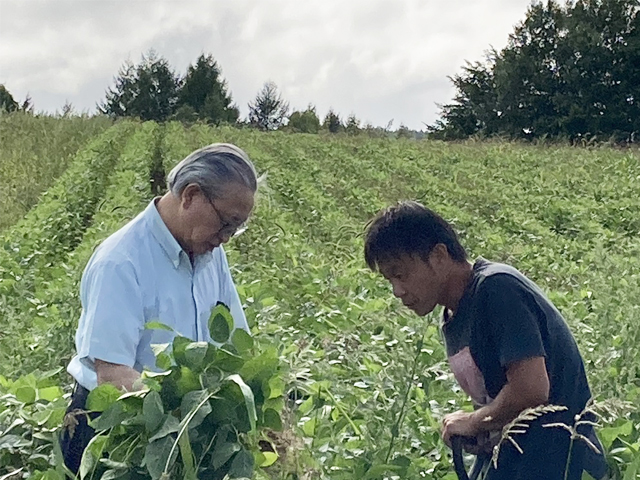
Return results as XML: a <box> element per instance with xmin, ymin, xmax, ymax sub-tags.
<box><xmin>378</xmin><ymin>252</ymin><xmax>446</xmax><ymax>316</ymax></box>
<box><xmin>179</xmin><ymin>183</ymin><xmax>254</xmax><ymax>256</ymax></box>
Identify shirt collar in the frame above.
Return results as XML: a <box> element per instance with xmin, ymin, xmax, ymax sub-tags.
<box><xmin>145</xmin><ymin>198</ymin><xmax>215</xmax><ymax>269</ymax></box>
<box><xmin>145</xmin><ymin>198</ymin><xmax>183</xmax><ymax>269</ymax></box>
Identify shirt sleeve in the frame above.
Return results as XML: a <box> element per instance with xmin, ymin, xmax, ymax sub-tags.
<box><xmin>76</xmin><ymin>257</ymin><xmax>144</xmax><ymax>367</ymax></box>
<box><xmin>216</xmin><ymin>247</ymin><xmax>250</xmax><ymax>333</ymax></box>
<box><xmin>478</xmin><ymin>274</ymin><xmax>546</xmax><ymax>368</ymax></box>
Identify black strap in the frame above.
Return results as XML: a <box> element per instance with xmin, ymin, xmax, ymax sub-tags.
<box><xmin>452</xmin><ymin>435</ymin><xmax>477</xmax><ymax>480</ymax></box>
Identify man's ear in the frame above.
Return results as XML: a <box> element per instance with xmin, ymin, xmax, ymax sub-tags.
<box><xmin>428</xmin><ymin>243</ymin><xmax>450</xmax><ymax>270</ymax></box>
<box><xmin>181</xmin><ymin>184</ymin><xmax>201</xmax><ymax>209</ymax></box>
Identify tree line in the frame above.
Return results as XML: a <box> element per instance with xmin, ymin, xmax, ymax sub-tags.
<box><xmin>2</xmin><ymin>0</ymin><xmax>638</xmax><ymax>142</ymax></box>
<box><xmin>96</xmin><ymin>51</ymin><xmax>393</xmax><ymax>136</ymax></box>
<box><xmin>429</xmin><ymin>0</ymin><xmax>640</xmax><ymax>142</ymax></box>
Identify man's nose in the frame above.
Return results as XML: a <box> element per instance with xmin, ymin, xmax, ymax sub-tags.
<box><xmin>391</xmin><ymin>281</ymin><xmax>405</xmax><ymax>298</ymax></box>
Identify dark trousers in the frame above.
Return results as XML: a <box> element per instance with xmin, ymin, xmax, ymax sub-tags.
<box><xmin>60</xmin><ymin>383</ymin><xmax>99</xmax><ymax>475</ymax></box>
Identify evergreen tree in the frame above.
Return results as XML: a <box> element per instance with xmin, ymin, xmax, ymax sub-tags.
<box><xmin>323</xmin><ymin>109</ymin><xmax>342</xmax><ymax>133</ymax></box>
<box><xmin>288</xmin><ymin>105</ymin><xmax>321</xmax><ymax>133</ymax></box>
<box><xmin>345</xmin><ymin>114</ymin><xmax>361</xmax><ymax>136</ymax></box>
<box><xmin>248</xmin><ymin>81</ymin><xmax>289</xmax><ymax>130</ymax></box>
<box><xmin>0</xmin><ymin>85</ymin><xmax>19</xmax><ymax>113</ymax></box>
<box><xmin>99</xmin><ymin>50</ymin><xmax>181</xmax><ymax>121</ymax></box>
<box><xmin>178</xmin><ymin>54</ymin><xmax>239</xmax><ymax>124</ymax></box>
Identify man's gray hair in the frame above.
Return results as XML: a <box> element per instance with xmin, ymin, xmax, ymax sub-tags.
<box><xmin>167</xmin><ymin>143</ymin><xmax>258</xmax><ymax>199</ymax></box>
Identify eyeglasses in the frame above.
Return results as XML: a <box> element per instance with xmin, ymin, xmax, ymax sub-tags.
<box><xmin>208</xmin><ymin>198</ymin><xmax>247</xmax><ymax>238</ymax></box>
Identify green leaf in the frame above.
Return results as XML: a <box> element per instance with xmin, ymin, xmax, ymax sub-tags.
<box><xmin>79</xmin><ymin>435</ymin><xmax>108</xmax><ymax>479</ymax></box>
<box><xmin>151</xmin><ymin>343</ymin><xmax>173</xmax><ymax>370</ymax></box>
<box><xmin>225</xmin><ymin>374</ymin><xmax>257</xmax><ymax>431</ymax></box>
<box><xmin>180</xmin><ymin>390</ymin><xmax>212</xmax><ymax>429</ymax></box>
<box><xmin>258</xmin><ymin>451</ymin><xmax>278</xmax><ymax>467</ymax></box>
<box><xmin>144</xmin><ymin>436</ymin><xmax>177</xmax><ymax>480</ymax></box>
<box><xmin>145</xmin><ymin>321</ymin><xmax>174</xmax><ymax>331</ymax></box>
<box><xmin>263</xmin><ymin>376</ymin><xmax>285</xmax><ymax>400</ymax></box>
<box><xmin>172</xmin><ymin>335</ymin><xmax>192</xmax><ymax>366</ymax></box>
<box><xmin>211</xmin><ymin>439</ymin><xmax>241</xmax><ymax>470</ymax></box>
<box><xmin>239</xmin><ymin>347</ymin><xmax>279</xmax><ymax>382</ymax></box>
<box><xmin>231</xmin><ymin>329</ymin><xmax>254</xmax><ymax>354</ymax></box>
<box><xmin>228</xmin><ymin>448</ymin><xmax>254</xmax><ymax>479</ymax></box>
<box><xmin>86</xmin><ymin>384</ymin><xmax>122</xmax><ymax>412</ymax></box>
<box><xmin>38</xmin><ymin>386</ymin><xmax>63</xmax><ymax>402</ymax></box>
<box><xmin>362</xmin><ymin>464</ymin><xmax>403</xmax><ymax>479</ymax></box>
<box><xmin>184</xmin><ymin>341</ymin><xmax>208</xmax><ymax>370</ymax></box>
<box><xmin>599</xmin><ymin>421</ymin><xmax>633</xmax><ymax>450</ymax></box>
<box><xmin>90</xmin><ymin>402</ymin><xmax>127</xmax><ymax>431</ymax></box>
<box><xmin>623</xmin><ymin>455</ymin><xmax>640</xmax><ymax>480</ymax></box>
<box><xmin>175</xmin><ymin>366</ymin><xmax>201</xmax><ymax>396</ymax></box>
<box><xmin>15</xmin><ymin>386</ymin><xmax>36</xmax><ymax>404</ymax></box>
<box><xmin>214</xmin><ymin>348</ymin><xmax>245</xmax><ymax>372</ymax></box>
<box><xmin>262</xmin><ymin>408</ymin><xmax>283</xmax><ymax>431</ymax></box>
<box><xmin>156</xmin><ymin>352</ymin><xmax>172</xmax><ymax>371</ymax></box>
<box><xmin>209</xmin><ymin>311</ymin><xmax>232</xmax><ymax>344</ymax></box>
<box><xmin>143</xmin><ymin>390</ymin><xmax>165</xmax><ymax>433</ymax></box>
<box><xmin>149</xmin><ymin>414</ymin><xmax>180</xmax><ymax>442</ymax></box>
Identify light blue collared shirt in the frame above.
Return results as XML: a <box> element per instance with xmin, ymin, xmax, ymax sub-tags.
<box><xmin>67</xmin><ymin>199</ymin><xmax>249</xmax><ymax>390</ymax></box>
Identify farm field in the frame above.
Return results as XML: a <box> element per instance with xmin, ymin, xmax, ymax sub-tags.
<box><xmin>0</xmin><ymin>117</ymin><xmax>638</xmax><ymax>479</ymax></box>
<box><xmin>0</xmin><ymin>113</ymin><xmax>112</xmax><ymax>231</ymax></box>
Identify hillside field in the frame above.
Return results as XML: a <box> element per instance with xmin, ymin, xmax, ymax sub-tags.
<box><xmin>0</xmin><ymin>117</ymin><xmax>638</xmax><ymax>479</ymax></box>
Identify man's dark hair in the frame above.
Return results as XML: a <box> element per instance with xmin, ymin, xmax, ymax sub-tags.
<box><xmin>364</xmin><ymin>201</ymin><xmax>467</xmax><ymax>271</ymax></box>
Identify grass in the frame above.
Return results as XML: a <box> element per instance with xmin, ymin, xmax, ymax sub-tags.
<box><xmin>0</xmin><ymin>112</ymin><xmax>112</xmax><ymax>231</ymax></box>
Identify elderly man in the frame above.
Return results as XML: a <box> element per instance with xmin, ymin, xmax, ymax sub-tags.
<box><xmin>364</xmin><ymin>201</ymin><xmax>607</xmax><ymax>480</ymax></box>
<box><xmin>60</xmin><ymin>143</ymin><xmax>259</xmax><ymax>473</ymax></box>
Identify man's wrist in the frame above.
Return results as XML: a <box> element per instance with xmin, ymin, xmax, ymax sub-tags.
<box><xmin>469</xmin><ymin>408</ymin><xmax>493</xmax><ymax>434</ymax></box>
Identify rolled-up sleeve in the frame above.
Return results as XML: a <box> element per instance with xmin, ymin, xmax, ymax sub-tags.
<box><xmin>75</xmin><ymin>257</ymin><xmax>144</xmax><ymax>367</ymax></box>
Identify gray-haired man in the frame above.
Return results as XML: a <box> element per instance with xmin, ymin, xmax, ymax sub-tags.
<box><xmin>61</xmin><ymin>143</ymin><xmax>259</xmax><ymax>473</ymax></box>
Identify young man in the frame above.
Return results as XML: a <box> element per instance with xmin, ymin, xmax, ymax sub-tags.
<box><xmin>61</xmin><ymin>143</ymin><xmax>260</xmax><ymax>474</ymax></box>
<box><xmin>364</xmin><ymin>201</ymin><xmax>607</xmax><ymax>480</ymax></box>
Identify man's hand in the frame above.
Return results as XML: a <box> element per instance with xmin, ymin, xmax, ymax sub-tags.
<box><xmin>442</xmin><ymin>356</ymin><xmax>550</xmax><ymax>451</ymax></box>
<box><xmin>442</xmin><ymin>410</ymin><xmax>482</xmax><ymax>447</ymax></box>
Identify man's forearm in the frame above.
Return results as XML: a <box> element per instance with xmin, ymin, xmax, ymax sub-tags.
<box><xmin>95</xmin><ymin>359</ymin><xmax>141</xmax><ymax>392</ymax></box>
<box><xmin>471</xmin><ymin>358</ymin><xmax>550</xmax><ymax>433</ymax></box>
<box><xmin>470</xmin><ymin>382</ymin><xmax>541</xmax><ymax>433</ymax></box>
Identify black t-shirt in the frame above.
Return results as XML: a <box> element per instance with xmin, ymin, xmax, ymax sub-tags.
<box><xmin>441</xmin><ymin>258</ymin><xmax>606</xmax><ymax>480</ymax></box>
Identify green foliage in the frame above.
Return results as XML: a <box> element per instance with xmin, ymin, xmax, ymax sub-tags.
<box><xmin>248</xmin><ymin>82</ymin><xmax>290</xmax><ymax>131</ymax></box>
<box><xmin>0</xmin><ymin>112</ymin><xmax>112</xmax><ymax>230</ymax></box>
<box><xmin>323</xmin><ymin>108</ymin><xmax>342</xmax><ymax>133</ymax></box>
<box><xmin>178</xmin><ymin>54</ymin><xmax>239</xmax><ymax>125</ymax></box>
<box><xmin>432</xmin><ymin>0</ymin><xmax>640</xmax><ymax>141</ymax></box>
<box><xmin>0</xmin><ymin>120</ymin><xmax>155</xmax><ymax>376</ymax></box>
<box><xmin>0</xmin><ymin>85</ymin><xmax>19</xmax><ymax>113</ymax></box>
<box><xmin>287</xmin><ymin>106</ymin><xmax>321</xmax><ymax>134</ymax></box>
<box><xmin>70</xmin><ymin>306</ymin><xmax>282</xmax><ymax>479</ymax></box>
<box><xmin>0</xmin><ymin>368</ymin><xmax>68</xmax><ymax>477</ymax></box>
<box><xmin>345</xmin><ymin>114</ymin><xmax>361</xmax><ymax>136</ymax></box>
<box><xmin>99</xmin><ymin>50</ymin><xmax>181</xmax><ymax>122</ymax></box>
<box><xmin>0</xmin><ymin>121</ymin><xmax>639</xmax><ymax>478</ymax></box>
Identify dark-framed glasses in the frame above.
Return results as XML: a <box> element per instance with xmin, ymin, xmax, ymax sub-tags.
<box><xmin>208</xmin><ymin>198</ymin><xmax>248</xmax><ymax>238</ymax></box>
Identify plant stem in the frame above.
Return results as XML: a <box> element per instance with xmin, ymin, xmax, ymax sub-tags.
<box><xmin>163</xmin><ymin>391</ymin><xmax>215</xmax><ymax>475</ymax></box>
<box><xmin>385</xmin><ymin>335</ymin><xmax>424</xmax><ymax>464</ymax></box>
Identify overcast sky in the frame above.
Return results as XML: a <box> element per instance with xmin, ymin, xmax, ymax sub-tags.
<box><xmin>0</xmin><ymin>0</ymin><xmax>533</xmax><ymax>130</ymax></box>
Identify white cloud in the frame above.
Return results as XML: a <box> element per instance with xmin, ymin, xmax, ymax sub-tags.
<box><xmin>0</xmin><ymin>0</ymin><xmax>532</xmax><ymax>128</ymax></box>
